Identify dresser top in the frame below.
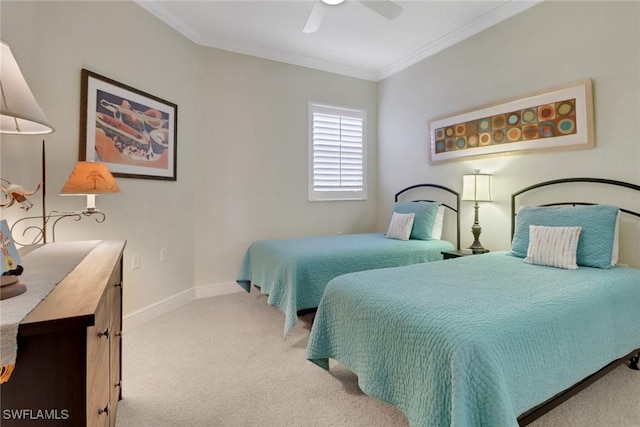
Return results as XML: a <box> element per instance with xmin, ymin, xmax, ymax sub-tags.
<box><xmin>20</xmin><ymin>240</ymin><xmax>126</xmax><ymax>335</ymax></box>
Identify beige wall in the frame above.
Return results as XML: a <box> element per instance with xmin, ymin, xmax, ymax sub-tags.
<box><xmin>0</xmin><ymin>1</ymin><xmax>378</xmax><ymax>317</ymax></box>
<box><xmin>377</xmin><ymin>1</ymin><xmax>640</xmax><ymax>266</ymax></box>
<box><xmin>192</xmin><ymin>49</ymin><xmax>378</xmax><ymax>286</ymax></box>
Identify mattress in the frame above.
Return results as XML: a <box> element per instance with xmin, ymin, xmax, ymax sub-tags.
<box><xmin>237</xmin><ymin>232</ymin><xmax>454</xmax><ymax>335</ymax></box>
<box><xmin>306</xmin><ymin>251</ymin><xmax>640</xmax><ymax>426</ymax></box>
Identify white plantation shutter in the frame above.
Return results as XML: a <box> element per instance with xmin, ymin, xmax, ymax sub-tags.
<box><xmin>308</xmin><ymin>103</ymin><xmax>367</xmax><ymax>201</ymax></box>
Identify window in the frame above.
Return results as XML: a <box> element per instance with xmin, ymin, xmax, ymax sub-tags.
<box><xmin>308</xmin><ymin>103</ymin><xmax>367</xmax><ymax>201</ymax></box>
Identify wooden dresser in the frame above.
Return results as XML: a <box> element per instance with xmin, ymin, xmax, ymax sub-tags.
<box><xmin>1</xmin><ymin>240</ymin><xmax>126</xmax><ymax>426</ymax></box>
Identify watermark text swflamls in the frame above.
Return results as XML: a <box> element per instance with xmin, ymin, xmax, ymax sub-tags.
<box><xmin>2</xmin><ymin>409</ymin><xmax>70</xmax><ymax>420</ymax></box>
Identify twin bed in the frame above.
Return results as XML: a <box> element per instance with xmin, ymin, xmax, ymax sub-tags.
<box><xmin>237</xmin><ymin>183</ymin><xmax>460</xmax><ymax>335</ymax></box>
<box><xmin>305</xmin><ymin>178</ymin><xmax>640</xmax><ymax>426</ymax></box>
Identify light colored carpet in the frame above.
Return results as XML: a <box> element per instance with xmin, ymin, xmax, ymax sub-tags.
<box><xmin>116</xmin><ymin>291</ymin><xmax>640</xmax><ymax>426</ymax></box>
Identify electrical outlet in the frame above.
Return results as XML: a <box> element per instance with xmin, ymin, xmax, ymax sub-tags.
<box><xmin>132</xmin><ymin>254</ymin><xmax>141</xmax><ymax>270</ymax></box>
<box><xmin>160</xmin><ymin>248</ymin><xmax>167</xmax><ymax>262</ymax></box>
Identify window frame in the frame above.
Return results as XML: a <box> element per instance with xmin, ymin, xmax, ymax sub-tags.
<box><xmin>307</xmin><ymin>102</ymin><xmax>367</xmax><ymax>202</ymax></box>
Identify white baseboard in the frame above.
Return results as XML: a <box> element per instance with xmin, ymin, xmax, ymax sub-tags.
<box><xmin>123</xmin><ymin>281</ymin><xmax>243</xmax><ymax>330</ymax></box>
<box><xmin>123</xmin><ymin>288</ymin><xmax>194</xmax><ymax>330</ymax></box>
<box><xmin>195</xmin><ymin>281</ymin><xmax>244</xmax><ymax>299</ymax></box>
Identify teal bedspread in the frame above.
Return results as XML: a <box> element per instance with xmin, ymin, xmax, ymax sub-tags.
<box><xmin>236</xmin><ymin>233</ymin><xmax>454</xmax><ymax>336</ymax></box>
<box><xmin>307</xmin><ymin>252</ymin><xmax>640</xmax><ymax>426</ymax></box>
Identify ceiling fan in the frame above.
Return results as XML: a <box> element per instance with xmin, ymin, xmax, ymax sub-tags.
<box><xmin>303</xmin><ymin>0</ymin><xmax>403</xmax><ymax>34</ymax></box>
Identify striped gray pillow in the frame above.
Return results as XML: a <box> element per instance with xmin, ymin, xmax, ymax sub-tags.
<box><xmin>386</xmin><ymin>212</ymin><xmax>415</xmax><ymax>241</ymax></box>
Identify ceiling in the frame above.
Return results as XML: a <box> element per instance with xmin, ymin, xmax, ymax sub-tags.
<box><xmin>134</xmin><ymin>0</ymin><xmax>541</xmax><ymax>81</ymax></box>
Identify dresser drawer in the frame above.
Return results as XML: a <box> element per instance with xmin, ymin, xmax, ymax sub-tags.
<box><xmin>110</xmin><ymin>311</ymin><xmax>122</xmax><ymax>427</ymax></box>
<box><xmin>109</xmin><ymin>261</ymin><xmax>122</xmax><ymax>326</ymax></box>
<box><xmin>86</xmin><ymin>291</ymin><xmax>111</xmax><ymax>427</ymax></box>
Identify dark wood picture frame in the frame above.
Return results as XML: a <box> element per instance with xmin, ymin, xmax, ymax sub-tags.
<box><xmin>80</xmin><ymin>69</ymin><xmax>178</xmax><ymax>181</ymax></box>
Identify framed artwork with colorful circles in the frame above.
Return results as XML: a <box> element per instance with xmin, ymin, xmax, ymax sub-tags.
<box><xmin>429</xmin><ymin>80</ymin><xmax>594</xmax><ymax>164</ymax></box>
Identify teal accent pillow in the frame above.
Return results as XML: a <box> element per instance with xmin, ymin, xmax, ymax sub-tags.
<box><xmin>392</xmin><ymin>201</ymin><xmax>441</xmax><ymax>240</ymax></box>
<box><xmin>511</xmin><ymin>204</ymin><xmax>619</xmax><ymax>269</ymax></box>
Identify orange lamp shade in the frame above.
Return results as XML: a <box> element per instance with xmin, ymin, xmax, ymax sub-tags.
<box><xmin>60</xmin><ymin>161</ymin><xmax>120</xmax><ymax>195</ymax></box>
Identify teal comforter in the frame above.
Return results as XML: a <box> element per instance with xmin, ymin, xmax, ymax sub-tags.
<box><xmin>236</xmin><ymin>233</ymin><xmax>454</xmax><ymax>336</ymax></box>
<box><xmin>307</xmin><ymin>252</ymin><xmax>640</xmax><ymax>426</ymax></box>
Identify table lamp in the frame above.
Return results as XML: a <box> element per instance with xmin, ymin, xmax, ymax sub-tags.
<box><xmin>1</xmin><ymin>40</ymin><xmax>53</xmax><ymax>242</ymax></box>
<box><xmin>462</xmin><ymin>169</ymin><xmax>492</xmax><ymax>254</ymax></box>
<box><xmin>60</xmin><ymin>161</ymin><xmax>121</xmax><ymax>213</ymax></box>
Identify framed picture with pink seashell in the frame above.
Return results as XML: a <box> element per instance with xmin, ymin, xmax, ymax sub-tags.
<box><xmin>80</xmin><ymin>69</ymin><xmax>178</xmax><ymax>180</ymax></box>
<box><xmin>428</xmin><ymin>80</ymin><xmax>594</xmax><ymax>164</ymax></box>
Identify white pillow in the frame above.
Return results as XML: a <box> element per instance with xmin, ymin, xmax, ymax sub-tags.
<box><xmin>386</xmin><ymin>212</ymin><xmax>415</xmax><ymax>241</ymax></box>
<box><xmin>524</xmin><ymin>225</ymin><xmax>582</xmax><ymax>270</ymax></box>
<box><xmin>431</xmin><ymin>205</ymin><xmax>445</xmax><ymax>240</ymax></box>
<box><xmin>611</xmin><ymin>210</ymin><xmax>620</xmax><ymax>266</ymax></box>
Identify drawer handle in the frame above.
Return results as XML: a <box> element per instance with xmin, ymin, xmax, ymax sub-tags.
<box><xmin>98</xmin><ymin>328</ymin><xmax>110</xmax><ymax>339</ymax></box>
<box><xmin>115</xmin><ymin>282</ymin><xmax>122</xmax><ymax>288</ymax></box>
<box><xmin>115</xmin><ymin>381</ymin><xmax>121</xmax><ymax>389</ymax></box>
<box><xmin>98</xmin><ymin>403</ymin><xmax>110</xmax><ymax>415</ymax></box>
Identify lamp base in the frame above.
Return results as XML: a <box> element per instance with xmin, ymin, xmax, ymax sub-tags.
<box><xmin>469</xmin><ymin>246</ymin><xmax>490</xmax><ymax>254</ymax></box>
<box><xmin>469</xmin><ymin>223</ymin><xmax>489</xmax><ymax>254</ymax></box>
<box><xmin>1</xmin><ymin>275</ymin><xmax>27</xmax><ymax>300</ymax></box>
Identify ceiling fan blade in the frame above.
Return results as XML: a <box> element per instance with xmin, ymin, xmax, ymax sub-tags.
<box><xmin>359</xmin><ymin>0</ymin><xmax>402</xmax><ymax>20</ymax></box>
<box><xmin>303</xmin><ymin>1</ymin><xmax>326</xmax><ymax>34</ymax></box>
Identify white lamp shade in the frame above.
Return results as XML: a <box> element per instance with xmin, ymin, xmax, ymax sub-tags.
<box><xmin>0</xmin><ymin>41</ymin><xmax>53</xmax><ymax>134</ymax></box>
<box><xmin>462</xmin><ymin>173</ymin><xmax>492</xmax><ymax>202</ymax></box>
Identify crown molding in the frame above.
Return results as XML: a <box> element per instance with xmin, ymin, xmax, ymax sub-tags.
<box><xmin>375</xmin><ymin>0</ymin><xmax>542</xmax><ymax>81</ymax></box>
<box><xmin>134</xmin><ymin>0</ymin><xmax>377</xmax><ymax>81</ymax></box>
<box><xmin>135</xmin><ymin>0</ymin><xmax>542</xmax><ymax>83</ymax></box>
<box><xmin>196</xmin><ymin>37</ymin><xmax>378</xmax><ymax>81</ymax></box>
<box><xmin>134</xmin><ymin>0</ymin><xmax>203</xmax><ymax>45</ymax></box>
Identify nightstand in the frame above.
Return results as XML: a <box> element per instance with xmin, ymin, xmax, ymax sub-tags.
<box><xmin>441</xmin><ymin>249</ymin><xmax>488</xmax><ymax>260</ymax></box>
